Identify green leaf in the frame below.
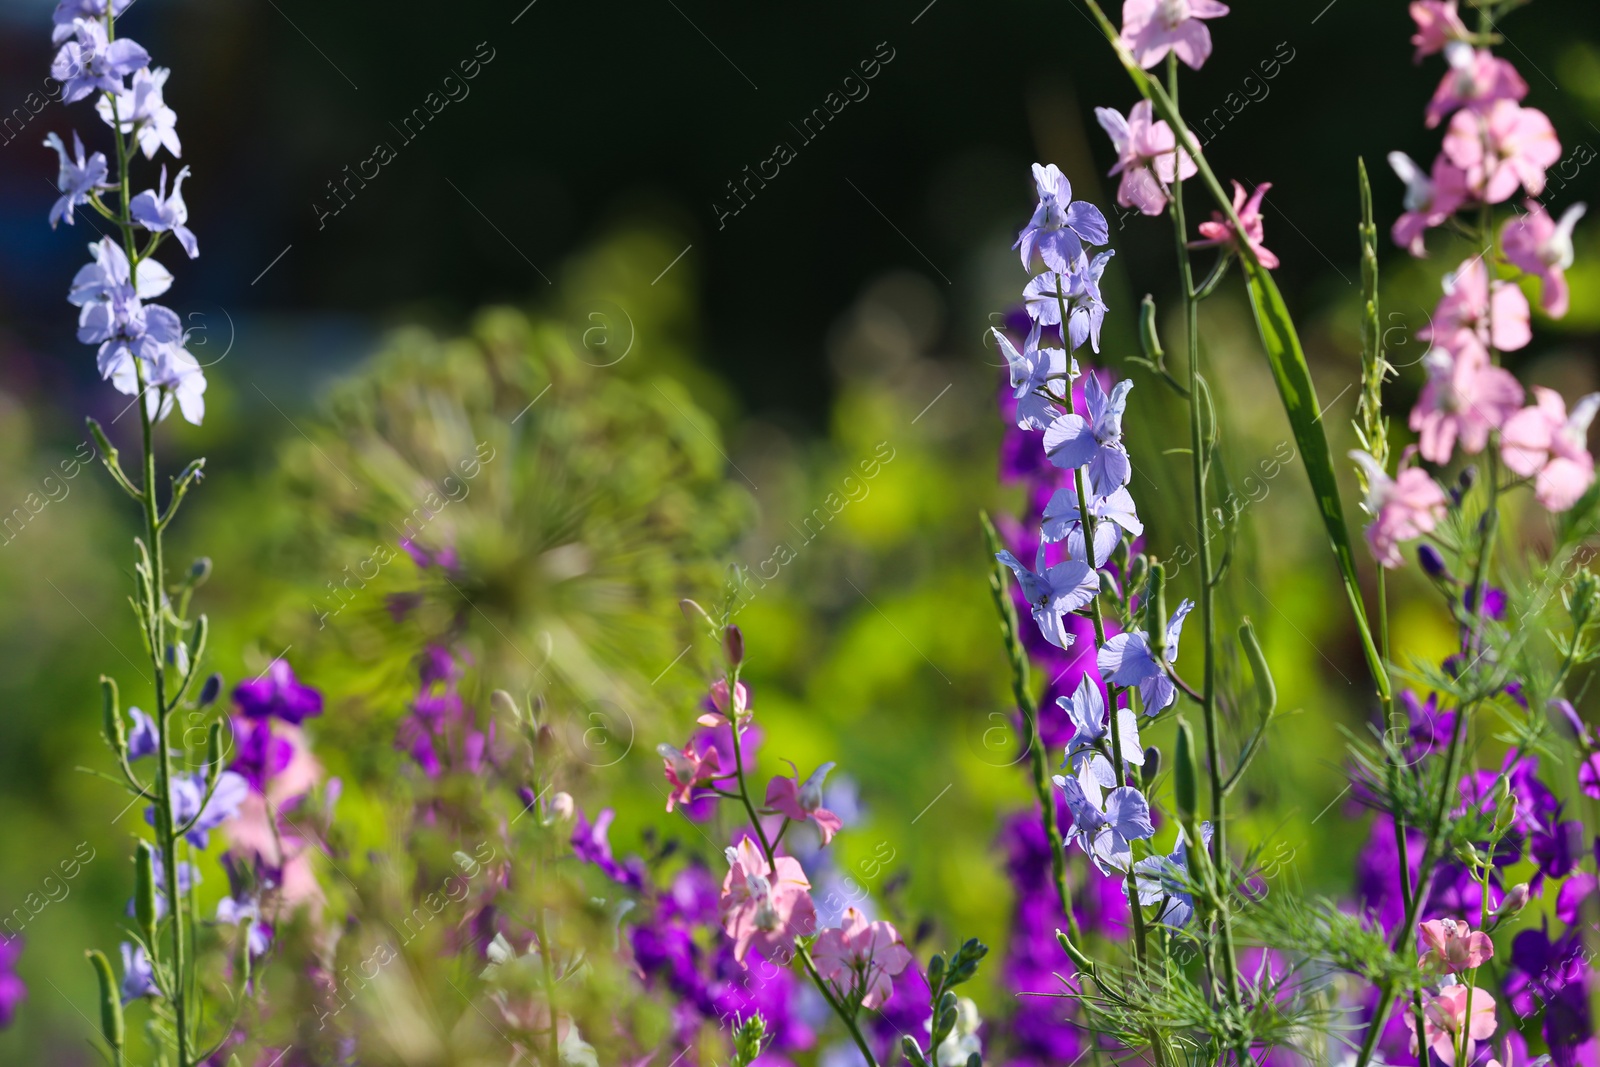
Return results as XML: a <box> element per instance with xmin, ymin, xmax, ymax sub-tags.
<box><xmin>1241</xmin><ymin>264</ymin><xmax>1387</xmax><ymax>693</ymax></box>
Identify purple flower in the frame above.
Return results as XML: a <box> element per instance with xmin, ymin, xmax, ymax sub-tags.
<box><xmin>570</xmin><ymin>807</ymin><xmax>645</xmax><ymax>889</ymax></box>
<box><xmin>1417</xmin><ymin>543</ymin><xmax>1450</xmax><ymax>578</ymax></box>
<box><xmin>1054</xmin><ymin>774</ymin><xmax>1154</xmax><ymax>873</ymax></box>
<box><xmin>1041</xmin><ymin>480</ymin><xmax>1143</xmax><ymax>564</ymax></box>
<box><xmin>1014</xmin><ymin>163</ymin><xmax>1111</xmax><ymax>274</ymax></box>
<box><xmin>1505</xmin><ymin>926</ymin><xmax>1597</xmax><ymax>1067</ymax></box>
<box><xmin>97</xmin><ymin>66</ymin><xmax>181</xmax><ymax>160</ymax></box>
<box><xmin>130</xmin><ymin>165</ymin><xmax>198</xmax><ymax>258</ymax></box>
<box><xmin>43</xmin><ymin>131</ymin><xmax>108</xmax><ymax>228</ymax></box>
<box><xmin>1022</xmin><ymin>251</ymin><xmax>1116</xmax><ymax>354</ymax></box>
<box><xmin>51</xmin><ymin>19</ymin><xmax>149</xmax><ymax>103</ymax></box>
<box><xmin>1043</xmin><ymin>375</ymin><xmax>1135</xmax><ymax>494</ymax></box>
<box><xmin>228</xmin><ymin>716</ymin><xmax>293</xmax><ymax>793</ymax></box>
<box><xmin>994</xmin><ymin>327</ymin><xmax>1072</xmax><ymax>431</ymax></box>
<box><xmin>1532</xmin><ymin>817</ymin><xmax>1584</xmax><ymax>881</ymax></box>
<box><xmin>148</xmin><ymin>770</ymin><xmax>248</xmax><ymax>848</ymax></box>
<box><xmin>126</xmin><ymin>705</ymin><xmax>160</xmax><ymax>760</ymax></box>
<box><xmin>995</xmin><ymin>547</ymin><xmax>1099</xmax><ymax>651</ymax></box>
<box><xmin>51</xmin><ymin>0</ymin><xmax>135</xmax><ymax>43</ymax></box>
<box><xmin>0</xmin><ymin>937</ymin><xmax>24</xmax><ymax>1028</ymax></box>
<box><xmin>1401</xmin><ymin>690</ymin><xmax>1455</xmax><ymax>755</ymax></box>
<box><xmin>1059</xmin><ymin>674</ymin><xmax>1143</xmax><ymax>799</ymax></box>
<box><xmin>119</xmin><ymin>942</ymin><xmax>156</xmax><ymax>1003</ymax></box>
<box><xmin>1134</xmin><ymin>822</ymin><xmax>1213</xmax><ymax>927</ymax></box>
<box><xmin>216</xmin><ymin>895</ymin><xmax>273</xmax><ymax>959</ymax></box>
<box><xmin>1097</xmin><ymin>598</ymin><xmax>1195</xmax><ymax>714</ymax></box>
<box><xmin>233</xmin><ymin>660</ymin><xmax>323</xmax><ymax>724</ymax></box>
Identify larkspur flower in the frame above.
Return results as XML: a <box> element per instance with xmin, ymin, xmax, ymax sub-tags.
<box><xmin>1053</xmin><ymin>773</ymin><xmax>1155</xmax><ymax>874</ymax></box>
<box><xmin>1406</xmin><ymin>982</ymin><xmax>1498</xmax><ymax>1066</ymax></box>
<box><xmin>1134</xmin><ymin>822</ymin><xmax>1212</xmax><ymax>927</ymax></box>
<box><xmin>149</xmin><ymin>770</ymin><xmax>248</xmax><ymax>849</ymax></box>
<box><xmin>233</xmin><ymin>659</ymin><xmax>323</xmax><ymax>724</ymax></box>
<box><xmin>1097</xmin><ymin>598</ymin><xmax>1195</xmax><ymax>714</ymax></box>
<box><xmin>1501</xmin><ymin>388</ymin><xmax>1600</xmax><ymax>512</ymax></box>
<box><xmin>1042</xmin><ymin>375</ymin><xmax>1134</xmax><ymax>495</ymax></box>
<box><xmin>1410</xmin><ymin>0</ymin><xmax>1470</xmax><ymax>61</ymax></box>
<box><xmin>1059</xmin><ymin>674</ymin><xmax>1143</xmax><ymax>803</ymax></box>
<box><xmin>126</xmin><ymin>705</ymin><xmax>160</xmax><ymax>760</ymax></box>
<box><xmin>130</xmin><ymin>165</ymin><xmax>198</xmax><ymax>259</ymax></box>
<box><xmin>719</xmin><ymin>838</ymin><xmax>816</xmax><ymax>964</ymax></box>
<box><xmin>52</xmin><ymin>0</ymin><xmax>135</xmax><ymax>41</ymax></box>
<box><xmin>1425</xmin><ymin>44</ymin><xmax>1528</xmax><ymax>128</ymax></box>
<box><xmin>1096</xmin><ymin>100</ymin><xmax>1196</xmax><ymax>215</ymax></box>
<box><xmin>995</xmin><ymin>547</ymin><xmax>1099</xmax><ymax>651</ymax></box>
<box><xmin>993</xmin><ymin>327</ymin><xmax>1073</xmax><ymax>431</ymax></box>
<box><xmin>765</xmin><ymin>761</ymin><xmax>844</xmax><ymax>846</ymax></box>
<box><xmin>1443</xmin><ymin>99</ymin><xmax>1561</xmax><ymax>204</ymax></box>
<box><xmin>1501</xmin><ymin>200</ymin><xmax>1587</xmax><ymax>317</ymax></box>
<box><xmin>812</xmin><ymin>907</ymin><xmax>913</xmax><ymax>1009</ymax></box>
<box><xmin>119</xmin><ymin>942</ymin><xmax>157</xmax><ymax>1003</ymax></box>
<box><xmin>141</xmin><ymin>340</ymin><xmax>207</xmax><ymax>425</ymax></box>
<box><xmin>1041</xmin><ymin>480</ymin><xmax>1143</xmax><ymax>565</ymax></box>
<box><xmin>1191</xmin><ymin>180</ymin><xmax>1279</xmax><ymax>269</ymax></box>
<box><xmin>1023</xmin><ymin>255</ymin><xmax>1117</xmax><ymax>354</ymax></box>
<box><xmin>51</xmin><ymin>18</ymin><xmax>149</xmax><ymax>103</ymax></box>
<box><xmin>69</xmin><ymin>236</ymin><xmax>172</xmax><ymax>305</ymax></box>
<box><xmin>1409</xmin><ymin>337</ymin><xmax>1525</xmax><ymax>464</ymax></box>
<box><xmin>570</xmin><ymin>807</ymin><xmax>646</xmax><ymax>889</ymax></box>
<box><xmin>216</xmin><ymin>893</ymin><xmax>273</xmax><ymax>959</ymax></box>
<box><xmin>0</xmin><ymin>938</ymin><xmax>23</xmax><ymax>1027</ymax></box>
<box><xmin>97</xmin><ymin>66</ymin><xmax>182</xmax><ymax>160</ymax></box>
<box><xmin>1389</xmin><ymin>151</ymin><xmax>1472</xmax><ymax>256</ymax></box>
<box><xmin>227</xmin><ymin>716</ymin><xmax>293</xmax><ymax>793</ymax></box>
<box><xmin>43</xmin><ymin>131</ymin><xmax>109</xmax><ymax>228</ymax></box>
<box><xmin>1119</xmin><ymin>0</ymin><xmax>1230</xmax><ymax>71</ymax></box>
<box><xmin>1418</xmin><ymin>918</ymin><xmax>1495</xmax><ymax>974</ymax></box>
<box><xmin>659</xmin><ymin>740</ymin><xmax>721</xmax><ymax>814</ymax></box>
<box><xmin>1013</xmin><ymin>162</ymin><xmax>1110</xmax><ymax>274</ymax></box>
<box><xmin>1505</xmin><ymin>926</ymin><xmax>1596</xmax><ymax>1067</ymax></box>
<box><xmin>1350</xmin><ymin>451</ymin><xmax>1449</xmax><ymax>568</ymax></box>
<box><xmin>1419</xmin><ymin>257</ymin><xmax>1531</xmax><ymax>354</ymax></box>
<box><xmin>700</xmin><ymin>677</ymin><xmax>750</xmax><ymax>726</ymax></box>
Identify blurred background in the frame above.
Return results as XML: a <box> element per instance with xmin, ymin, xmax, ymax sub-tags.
<box><xmin>1</xmin><ymin>0</ymin><xmax>1598</xmax><ymax>1059</ymax></box>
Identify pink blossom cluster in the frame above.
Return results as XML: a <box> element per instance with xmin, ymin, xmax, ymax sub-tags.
<box><xmin>1406</xmin><ymin>919</ymin><xmax>1498</xmax><ymax>1066</ymax></box>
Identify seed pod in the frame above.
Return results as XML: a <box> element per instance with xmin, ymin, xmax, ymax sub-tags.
<box><xmin>1237</xmin><ymin>618</ymin><xmax>1276</xmax><ymax>720</ymax></box>
<box><xmin>86</xmin><ymin>949</ymin><xmax>124</xmax><ymax>1051</ymax></box>
<box><xmin>1145</xmin><ymin>562</ymin><xmax>1168</xmax><ymax>661</ymax></box>
<box><xmin>189</xmin><ymin>557</ymin><xmax>212</xmax><ymax>585</ymax></box>
<box><xmin>100</xmin><ymin>676</ymin><xmax>126</xmax><ymax>757</ymax></box>
<box><xmin>206</xmin><ymin>722</ymin><xmax>224</xmax><ymax>784</ymax></box>
<box><xmin>1054</xmin><ymin>928</ymin><xmax>1096</xmax><ymax>971</ymax></box>
<box><xmin>490</xmin><ymin>689</ymin><xmax>520</xmax><ymax>723</ymax></box>
<box><xmin>1173</xmin><ymin>716</ymin><xmax>1198</xmax><ymax>822</ymax></box>
<box><xmin>135</xmin><ymin>842</ymin><xmax>158</xmax><ymax>941</ymax></box>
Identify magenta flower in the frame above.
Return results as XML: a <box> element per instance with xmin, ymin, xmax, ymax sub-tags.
<box><xmin>1410</xmin><ymin>1</ymin><xmax>1470</xmax><ymax>62</ymax></box>
<box><xmin>658</xmin><ymin>740</ymin><xmax>721</xmax><ymax>814</ymax></box>
<box><xmin>1013</xmin><ymin>162</ymin><xmax>1110</xmax><ymax>274</ymax></box>
<box><xmin>1388</xmin><ymin>151</ymin><xmax>1471</xmax><ymax>257</ymax></box>
<box><xmin>1501</xmin><ymin>200</ymin><xmax>1586</xmax><ymax>317</ymax></box>
<box><xmin>1119</xmin><ymin>0</ymin><xmax>1230</xmax><ymax>71</ymax></box>
<box><xmin>1350</xmin><ymin>451</ymin><xmax>1448</xmax><ymax>568</ymax></box>
<box><xmin>1095</xmin><ymin>100</ymin><xmax>1196</xmax><ymax>216</ymax></box>
<box><xmin>1425</xmin><ymin>46</ymin><xmax>1527</xmax><ymax>128</ymax></box>
<box><xmin>1419</xmin><ymin>918</ymin><xmax>1494</xmax><ymax>974</ymax></box>
<box><xmin>1443</xmin><ymin>100</ymin><xmax>1561</xmax><ymax>204</ymax></box>
<box><xmin>1408</xmin><ymin>338</ymin><xmax>1524</xmax><ymax>464</ymax></box>
<box><xmin>812</xmin><ymin>907</ymin><xmax>913</xmax><ymax>1009</ymax></box>
<box><xmin>1191</xmin><ymin>180</ymin><xmax>1278</xmax><ymax>269</ymax></box>
<box><xmin>0</xmin><ymin>937</ymin><xmax>23</xmax><ymax>1027</ymax></box>
<box><xmin>764</xmin><ymin>761</ymin><xmax>843</xmax><ymax>846</ymax></box>
<box><xmin>718</xmin><ymin>838</ymin><xmax>816</xmax><ymax>964</ymax></box>
<box><xmin>1501</xmin><ymin>387</ymin><xmax>1600</xmax><ymax>511</ymax></box>
<box><xmin>233</xmin><ymin>659</ymin><xmax>323</xmax><ymax>724</ymax></box>
<box><xmin>1406</xmin><ymin>983</ymin><xmax>1498</xmax><ymax>1066</ymax></box>
<box><xmin>1418</xmin><ymin>257</ymin><xmax>1531</xmax><ymax>355</ymax></box>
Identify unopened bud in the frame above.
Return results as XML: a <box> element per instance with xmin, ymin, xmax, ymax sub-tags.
<box><xmin>190</xmin><ymin>557</ymin><xmax>212</xmax><ymax>585</ymax></box>
<box><xmin>1127</xmin><ymin>554</ymin><xmax>1149</xmax><ymax>596</ymax></box>
<box><xmin>198</xmin><ymin>672</ymin><xmax>222</xmax><ymax>707</ymax></box>
<box><xmin>134</xmin><ymin>843</ymin><xmax>158</xmax><ymax>941</ymax></box>
<box><xmin>1173</xmin><ymin>716</ymin><xmax>1198</xmax><ymax>822</ymax></box>
<box><xmin>1417</xmin><ymin>544</ymin><xmax>1450</xmax><ymax>580</ymax></box>
<box><xmin>1141</xmin><ymin>746</ymin><xmax>1162</xmax><ymax>788</ymax></box>
<box><xmin>680</xmin><ymin>598</ymin><xmax>715</xmax><ymax>632</ymax></box>
<box><xmin>1098</xmin><ymin>569</ymin><xmax>1120</xmax><ymax>599</ymax></box>
<box><xmin>723</xmin><ymin>624</ymin><xmax>745</xmax><ymax>669</ymax></box>
<box><xmin>1145</xmin><ymin>562</ymin><xmax>1168</xmax><ymax>661</ymax></box>
<box><xmin>1495</xmin><ymin>883</ymin><xmax>1530</xmax><ymax>920</ymax></box>
<box><xmin>490</xmin><ymin>689</ymin><xmax>520</xmax><ymax>722</ymax></box>
<box><xmin>549</xmin><ymin>791</ymin><xmax>576</xmax><ymax>822</ymax></box>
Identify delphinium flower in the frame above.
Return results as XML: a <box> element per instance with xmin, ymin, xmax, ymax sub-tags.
<box><xmin>1054</xmin><ymin>773</ymin><xmax>1155</xmax><ymax>875</ymax></box>
<box><xmin>1133</xmin><ymin>822</ymin><xmax>1211</xmax><ymax>927</ymax></box>
<box><xmin>1405</xmin><ymin>982</ymin><xmax>1499</xmax><ymax>1066</ymax></box>
<box><xmin>1408</xmin><ymin>339</ymin><xmax>1524</xmax><ymax>465</ymax></box>
<box><xmin>1042</xmin><ymin>375</ymin><xmax>1134</xmax><ymax>493</ymax></box>
<box><xmin>811</xmin><ymin>907</ymin><xmax>914</xmax><ymax>1009</ymax></box>
<box><xmin>1095</xmin><ymin>100</ymin><xmax>1196</xmax><ymax>216</ymax></box>
<box><xmin>1097</xmin><ymin>599</ymin><xmax>1194</xmax><ymax>714</ymax></box>
<box><xmin>1501</xmin><ymin>201</ymin><xmax>1587</xmax><ymax>316</ymax></box>
<box><xmin>720</xmin><ymin>837</ymin><xmax>818</xmax><ymax>965</ymax></box>
<box><xmin>0</xmin><ymin>938</ymin><xmax>23</xmax><ymax>1028</ymax></box>
<box><xmin>395</xmin><ymin>643</ymin><xmax>490</xmax><ymax>777</ymax></box>
<box><xmin>764</xmin><ymin>761</ymin><xmax>844</xmax><ymax>846</ymax></box>
<box><xmin>1417</xmin><ymin>918</ymin><xmax>1494</xmax><ymax>975</ymax></box>
<box><xmin>1349</xmin><ymin>449</ymin><xmax>1449</xmax><ymax>567</ymax></box>
<box><xmin>235</xmin><ymin>660</ymin><xmax>324</xmax><ymax>725</ymax></box>
<box><xmin>1505</xmin><ymin>926</ymin><xmax>1598</xmax><ymax>1067</ymax></box>
<box><xmin>1500</xmin><ymin>387</ymin><xmax>1600</xmax><ymax>511</ymax></box>
<box><xmin>43</xmin><ymin>131</ymin><xmax>108</xmax><ymax>227</ymax></box>
<box><xmin>1410</xmin><ymin>1</ymin><xmax>1470</xmax><ymax>61</ymax></box>
<box><xmin>1190</xmin><ymin>180</ymin><xmax>1279</xmax><ymax>269</ymax></box>
<box><xmin>1014</xmin><ymin>163</ymin><xmax>1113</xmax><ymax>274</ymax></box>
<box><xmin>1118</xmin><ymin>0</ymin><xmax>1230</xmax><ymax>70</ymax></box>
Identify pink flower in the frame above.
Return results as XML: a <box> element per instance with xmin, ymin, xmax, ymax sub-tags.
<box><xmin>719</xmin><ymin>837</ymin><xmax>816</xmax><ymax>964</ymax></box>
<box><xmin>1096</xmin><ymin>101</ymin><xmax>1197</xmax><ymax>216</ymax></box>
<box><xmin>1191</xmin><ymin>180</ymin><xmax>1278</xmax><ymax>269</ymax></box>
<box><xmin>658</xmin><ymin>740</ymin><xmax>720</xmax><ymax>813</ymax></box>
<box><xmin>1406</xmin><ymin>983</ymin><xmax>1498</xmax><ymax>1067</ymax></box>
<box><xmin>1350</xmin><ymin>450</ymin><xmax>1448</xmax><ymax>568</ymax></box>
<box><xmin>1443</xmin><ymin>100</ymin><xmax>1561</xmax><ymax>204</ymax></box>
<box><xmin>1425</xmin><ymin>46</ymin><xmax>1527</xmax><ymax>128</ymax></box>
<box><xmin>1409</xmin><ymin>336</ymin><xmax>1525</xmax><ymax>464</ymax></box>
<box><xmin>1411</xmin><ymin>1</ymin><xmax>1470</xmax><ymax>62</ymax></box>
<box><xmin>812</xmin><ymin>907</ymin><xmax>914</xmax><ymax>1009</ymax></box>
<box><xmin>1501</xmin><ymin>386</ymin><xmax>1600</xmax><ymax>511</ymax></box>
<box><xmin>699</xmin><ymin>677</ymin><xmax>750</xmax><ymax>726</ymax></box>
<box><xmin>1120</xmin><ymin>0</ymin><xmax>1230</xmax><ymax>70</ymax></box>
<box><xmin>1418</xmin><ymin>918</ymin><xmax>1495</xmax><ymax>973</ymax></box>
<box><xmin>1419</xmin><ymin>257</ymin><xmax>1531</xmax><ymax>354</ymax></box>
<box><xmin>1389</xmin><ymin>151</ymin><xmax>1472</xmax><ymax>256</ymax></box>
<box><xmin>1501</xmin><ymin>199</ymin><xmax>1587</xmax><ymax>317</ymax></box>
<box><xmin>764</xmin><ymin>761</ymin><xmax>844</xmax><ymax>845</ymax></box>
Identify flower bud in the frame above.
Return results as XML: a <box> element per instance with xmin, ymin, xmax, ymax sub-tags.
<box><xmin>901</xmin><ymin>1036</ymin><xmax>930</xmax><ymax>1067</ymax></box>
<box><xmin>205</xmin><ymin>722</ymin><xmax>223</xmax><ymax>785</ymax></box>
<box><xmin>198</xmin><ymin>672</ymin><xmax>222</xmax><ymax>708</ymax></box>
<box><xmin>85</xmin><ymin>950</ymin><xmax>123</xmax><ymax>1052</ymax></box>
<box><xmin>1173</xmin><ymin>716</ymin><xmax>1198</xmax><ymax>822</ymax></box>
<box><xmin>1098</xmin><ymin>569</ymin><xmax>1121</xmax><ymax>600</ymax></box>
<box><xmin>679</xmin><ymin>598</ymin><xmax>715</xmax><ymax>633</ymax></box>
<box><xmin>135</xmin><ymin>843</ymin><xmax>158</xmax><ymax>941</ymax></box>
<box><xmin>490</xmin><ymin>689</ymin><xmax>521</xmax><ymax>723</ymax></box>
<box><xmin>723</xmin><ymin>624</ymin><xmax>745</xmax><ymax>669</ymax></box>
<box><xmin>1495</xmin><ymin>882</ymin><xmax>1530</xmax><ymax>920</ymax></box>
<box><xmin>189</xmin><ymin>557</ymin><xmax>212</xmax><ymax>585</ymax></box>
<box><xmin>1145</xmin><ymin>562</ymin><xmax>1168</xmax><ymax>661</ymax></box>
<box><xmin>1127</xmin><ymin>554</ymin><xmax>1149</xmax><ymax>597</ymax></box>
<box><xmin>1141</xmin><ymin>746</ymin><xmax>1162</xmax><ymax>788</ymax></box>
<box><xmin>549</xmin><ymin>791</ymin><xmax>576</xmax><ymax>822</ymax></box>
<box><xmin>1417</xmin><ymin>544</ymin><xmax>1450</xmax><ymax>579</ymax></box>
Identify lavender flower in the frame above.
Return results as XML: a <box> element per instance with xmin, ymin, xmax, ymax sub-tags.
<box><xmin>1059</xmin><ymin>674</ymin><xmax>1143</xmax><ymax>800</ymax></box>
<box><xmin>119</xmin><ymin>942</ymin><xmax>156</xmax><ymax>1003</ymax></box>
<box><xmin>43</xmin><ymin>131</ymin><xmax>108</xmax><ymax>227</ymax></box>
<box><xmin>234</xmin><ymin>660</ymin><xmax>324</xmax><ymax>724</ymax></box>
<box><xmin>994</xmin><ymin>327</ymin><xmax>1073</xmax><ymax>431</ymax></box>
<box><xmin>1043</xmin><ymin>375</ymin><xmax>1135</xmax><ymax>493</ymax></box>
<box><xmin>51</xmin><ymin>18</ymin><xmax>149</xmax><ymax>103</ymax></box>
<box><xmin>995</xmin><ymin>547</ymin><xmax>1099</xmax><ymax>650</ymax></box>
<box><xmin>97</xmin><ymin>66</ymin><xmax>182</xmax><ymax>159</ymax></box>
<box><xmin>1097</xmin><ymin>599</ymin><xmax>1195</xmax><ymax>714</ymax></box>
<box><xmin>1014</xmin><ymin>162</ymin><xmax>1111</xmax><ymax>274</ymax></box>
<box><xmin>130</xmin><ymin>165</ymin><xmax>198</xmax><ymax>258</ymax></box>
<box><xmin>1041</xmin><ymin>480</ymin><xmax>1143</xmax><ymax>564</ymax></box>
<box><xmin>1054</xmin><ymin>773</ymin><xmax>1155</xmax><ymax>874</ymax></box>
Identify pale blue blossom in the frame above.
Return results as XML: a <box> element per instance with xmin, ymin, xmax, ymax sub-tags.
<box><xmin>995</xmin><ymin>547</ymin><xmax>1098</xmax><ymax>651</ymax></box>
<box><xmin>98</xmin><ymin>67</ymin><xmax>182</xmax><ymax>160</ymax></box>
<box><xmin>1043</xmin><ymin>375</ymin><xmax>1134</xmax><ymax>493</ymax></box>
<box><xmin>1014</xmin><ymin>163</ymin><xmax>1110</xmax><ymax>274</ymax></box>
<box><xmin>1040</xmin><ymin>481</ymin><xmax>1143</xmax><ymax>564</ymax></box>
<box><xmin>1053</xmin><ymin>773</ymin><xmax>1155</xmax><ymax>874</ymax></box>
<box><xmin>1059</xmin><ymin>674</ymin><xmax>1144</xmax><ymax>805</ymax></box>
<box><xmin>130</xmin><ymin>165</ymin><xmax>198</xmax><ymax>258</ymax></box>
<box><xmin>51</xmin><ymin>18</ymin><xmax>149</xmax><ymax>103</ymax></box>
<box><xmin>43</xmin><ymin>131</ymin><xmax>109</xmax><ymax>228</ymax></box>
<box><xmin>993</xmin><ymin>327</ymin><xmax>1074</xmax><ymax>431</ymax></box>
<box><xmin>1097</xmin><ymin>599</ymin><xmax>1196</xmax><ymax>714</ymax></box>
<box><xmin>1134</xmin><ymin>822</ymin><xmax>1213</xmax><ymax>927</ymax></box>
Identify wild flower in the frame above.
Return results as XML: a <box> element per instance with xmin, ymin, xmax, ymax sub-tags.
<box><xmin>1095</xmin><ymin>99</ymin><xmax>1196</xmax><ymax>215</ymax></box>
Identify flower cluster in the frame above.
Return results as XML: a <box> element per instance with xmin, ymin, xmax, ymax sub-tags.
<box><xmin>46</xmin><ymin>1</ymin><xmax>206</xmax><ymax>425</ymax></box>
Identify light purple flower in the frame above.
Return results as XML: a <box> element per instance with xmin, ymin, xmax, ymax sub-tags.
<box><xmin>97</xmin><ymin>66</ymin><xmax>182</xmax><ymax>159</ymax></box>
<box><xmin>1022</xmin><ymin>251</ymin><xmax>1115</xmax><ymax>353</ymax></box>
<box><xmin>143</xmin><ymin>340</ymin><xmax>207</xmax><ymax>425</ymax></box>
<box><xmin>1040</xmin><ymin>480</ymin><xmax>1143</xmax><ymax>564</ymax></box>
<box><xmin>995</xmin><ymin>547</ymin><xmax>1099</xmax><ymax>651</ymax></box>
<box><xmin>149</xmin><ymin>770</ymin><xmax>248</xmax><ymax>848</ymax></box>
<box><xmin>1043</xmin><ymin>375</ymin><xmax>1135</xmax><ymax>493</ymax></box>
<box><xmin>43</xmin><ymin>131</ymin><xmax>109</xmax><ymax>228</ymax></box>
<box><xmin>130</xmin><ymin>165</ymin><xmax>198</xmax><ymax>258</ymax></box>
<box><xmin>1013</xmin><ymin>162</ymin><xmax>1110</xmax><ymax>274</ymax></box>
<box><xmin>126</xmin><ymin>705</ymin><xmax>160</xmax><ymax>760</ymax></box>
<box><xmin>1054</xmin><ymin>773</ymin><xmax>1155</xmax><ymax>874</ymax></box>
<box><xmin>1097</xmin><ymin>598</ymin><xmax>1195</xmax><ymax>714</ymax></box>
<box><xmin>1059</xmin><ymin>674</ymin><xmax>1143</xmax><ymax>802</ymax></box>
<box><xmin>52</xmin><ymin>0</ymin><xmax>135</xmax><ymax>44</ymax></box>
<box><xmin>51</xmin><ymin>18</ymin><xmax>149</xmax><ymax>104</ymax></box>
<box><xmin>216</xmin><ymin>895</ymin><xmax>273</xmax><ymax>959</ymax></box>
<box><xmin>993</xmin><ymin>327</ymin><xmax>1074</xmax><ymax>431</ymax></box>
<box><xmin>1134</xmin><ymin>822</ymin><xmax>1212</xmax><ymax>927</ymax></box>
<box><xmin>233</xmin><ymin>660</ymin><xmax>323</xmax><ymax>724</ymax></box>
<box><xmin>69</xmin><ymin>237</ymin><xmax>173</xmax><ymax>306</ymax></box>
<box><xmin>119</xmin><ymin>942</ymin><xmax>156</xmax><ymax>1003</ymax></box>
